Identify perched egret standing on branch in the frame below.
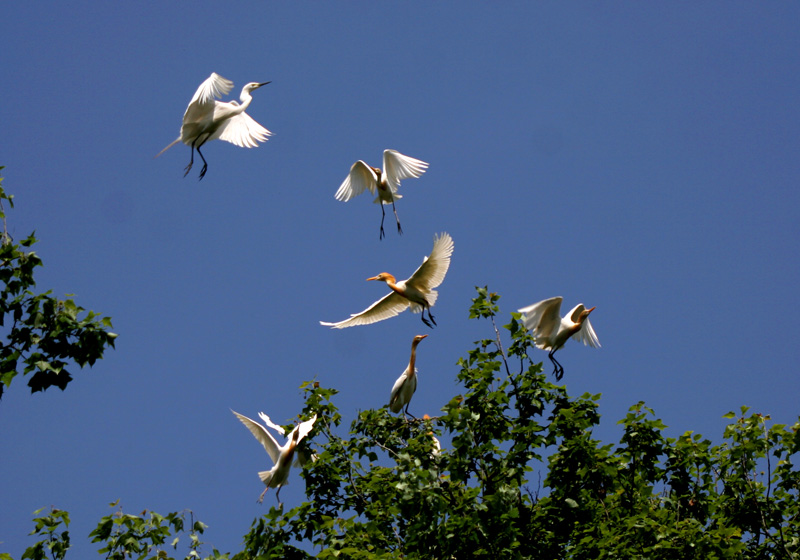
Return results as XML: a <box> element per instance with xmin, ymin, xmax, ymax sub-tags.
<box><xmin>157</xmin><ymin>73</ymin><xmax>272</xmax><ymax>180</ymax></box>
<box><xmin>389</xmin><ymin>334</ymin><xmax>428</xmax><ymax>418</ymax></box>
<box><xmin>334</xmin><ymin>150</ymin><xmax>429</xmax><ymax>239</ymax></box>
<box><xmin>231</xmin><ymin>410</ymin><xmax>316</xmax><ymax>505</ymax></box>
<box><xmin>320</xmin><ymin>232</ymin><xmax>454</xmax><ymax>329</ymax></box>
<box><xmin>518</xmin><ymin>297</ymin><xmax>600</xmax><ymax>380</ymax></box>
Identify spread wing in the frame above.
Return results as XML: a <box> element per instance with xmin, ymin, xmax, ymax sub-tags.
<box><xmin>291</xmin><ymin>414</ymin><xmax>317</xmax><ymax>443</ymax></box>
<box><xmin>290</xmin><ymin>414</ymin><xmax>318</xmax><ymax>467</ymax></box>
<box><xmin>405</xmin><ymin>232</ymin><xmax>454</xmax><ymax>291</ymax></box>
<box><xmin>566</xmin><ymin>303</ymin><xmax>601</xmax><ymax>348</ymax></box>
<box><xmin>217</xmin><ymin>111</ymin><xmax>272</xmax><ymax>147</ymax></box>
<box><xmin>383</xmin><ymin>150</ymin><xmax>429</xmax><ymax>193</ymax></box>
<box><xmin>320</xmin><ymin>291</ymin><xmax>410</xmax><ymax>328</ymax></box>
<box><xmin>334</xmin><ymin>160</ymin><xmax>378</xmax><ymax>201</ymax></box>
<box><xmin>183</xmin><ymin>73</ymin><xmax>233</xmax><ymax>125</ymax></box>
<box><xmin>258</xmin><ymin>412</ymin><xmax>286</xmax><ymax>436</ymax></box>
<box><xmin>518</xmin><ymin>297</ymin><xmax>563</xmax><ymax>345</ymax></box>
<box><xmin>232</xmin><ymin>410</ymin><xmax>281</xmax><ymax>464</ymax></box>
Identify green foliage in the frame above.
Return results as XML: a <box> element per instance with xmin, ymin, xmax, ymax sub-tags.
<box><xmin>0</xmin><ymin>168</ymin><xmax>116</xmax><ymax>399</ymax></box>
<box><xmin>4</xmin><ymin>287</ymin><xmax>799</xmax><ymax>559</ymax></box>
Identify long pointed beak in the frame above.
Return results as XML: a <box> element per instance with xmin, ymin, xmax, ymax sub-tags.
<box><xmin>366</xmin><ymin>276</ymin><xmax>379</xmax><ymax>281</ymax></box>
<box><xmin>257</xmin><ymin>81</ymin><xmax>271</xmax><ymax>88</ymax></box>
<box><xmin>419</xmin><ymin>334</ymin><xmax>428</xmax><ymax>340</ymax></box>
<box><xmin>586</xmin><ymin>306</ymin><xmax>596</xmax><ymax>315</ymax></box>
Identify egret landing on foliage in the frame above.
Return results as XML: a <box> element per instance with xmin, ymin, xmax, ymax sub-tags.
<box><xmin>320</xmin><ymin>232</ymin><xmax>454</xmax><ymax>329</ymax></box>
<box><xmin>231</xmin><ymin>410</ymin><xmax>316</xmax><ymax>505</ymax></box>
<box><xmin>389</xmin><ymin>334</ymin><xmax>427</xmax><ymax>418</ymax></box>
<box><xmin>334</xmin><ymin>149</ymin><xmax>429</xmax><ymax>239</ymax></box>
<box><xmin>157</xmin><ymin>73</ymin><xmax>272</xmax><ymax>180</ymax></box>
<box><xmin>518</xmin><ymin>296</ymin><xmax>600</xmax><ymax>380</ymax></box>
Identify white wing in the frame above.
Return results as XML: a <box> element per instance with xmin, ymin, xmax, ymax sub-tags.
<box><xmin>232</xmin><ymin>410</ymin><xmax>281</xmax><ymax>464</ymax></box>
<box><xmin>389</xmin><ymin>371</ymin><xmax>408</xmax><ymax>412</ymax></box>
<box><xmin>518</xmin><ymin>297</ymin><xmax>563</xmax><ymax>346</ymax></box>
<box><xmin>405</xmin><ymin>232</ymin><xmax>454</xmax><ymax>292</ymax></box>
<box><xmin>334</xmin><ymin>160</ymin><xmax>378</xmax><ymax>201</ymax></box>
<box><xmin>320</xmin><ymin>291</ymin><xmax>410</xmax><ymax>329</ymax></box>
<box><xmin>217</xmin><ymin>111</ymin><xmax>272</xmax><ymax>148</ymax></box>
<box><xmin>291</xmin><ymin>414</ymin><xmax>317</xmax><ymax>443</ymax></box>
<box><xmin>383</xmin><ymin>150</ymin><xmax>429</xmax><ymax>192</ymax></box>
<box><xmin>257</xmin><ymin>412</ymin><xmax>286</xmax><ymax>436</ymax></box>
<box><xmin>289</xmin><ymin>414</ymin><xmax>317</xmax><ymax>467</ymax></box>
<box><xmin>183</xmin><ymin>73</ymin><xmax>234</xmax><ymax>125</ymax></box>
<box><xmin>566</xmin><ymin>303</ymin><xmax>601</xmax><ymax>348</ymax></box>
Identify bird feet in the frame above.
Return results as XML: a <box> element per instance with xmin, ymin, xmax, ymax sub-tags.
<box><xmin>379</xmin><ymin>225</ymin><xmax>386</xmax><ymax>240</ymax></box>
<box><xmin>198</xmin><ymin>163</ymin><xmax>208</xmax><ymax>180</ymax></box>
<box><xmin>183</xmin><ymin>162</ymin><xmax>193</xmax><ymax>177</ymax></box>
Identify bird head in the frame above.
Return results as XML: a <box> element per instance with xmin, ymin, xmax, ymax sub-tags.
<box><xmin>413</xmin><ymin>334</ymin><xmax>428</xmax><ymax>344</ymax></box>
<box><xmin>579</xmin><ymin>306</ymin><xmax>596</xmax><ymax>323</ymax></box>
<box><xmin>367</xmin><ymin>272</ymin><xmax>395</xmax><ymax>283</ymax></box>
<box><xmin>241</xmin><ymin>82</ymin><xmax>270</xmax><ymax>97</ymax></box>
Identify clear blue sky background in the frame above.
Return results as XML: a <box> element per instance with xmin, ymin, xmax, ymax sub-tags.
<box><xmin>2</xmin><ymin>2</ymin><xmax>798</xmax><ymax>556</ymax></box>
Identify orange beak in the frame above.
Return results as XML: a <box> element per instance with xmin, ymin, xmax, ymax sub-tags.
<box><xmin>586</xmin><ymin>306</ymin><xmax>596</xmax><ymax>315</ymax></box>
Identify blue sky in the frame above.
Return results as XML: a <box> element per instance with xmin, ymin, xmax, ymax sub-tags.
<box><xmin>2</xmin><ymin>2</ymin><xmax>799</xmax><ymax>556</ymax></box>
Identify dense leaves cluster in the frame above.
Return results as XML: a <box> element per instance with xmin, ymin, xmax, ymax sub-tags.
<box><xmin>6</xmin><ymin>287</ymin><xmax>798</xmax><ymax>559</ymax></box>
<box><xmin>0</xmin><ymin>169</ymin><xmax>116</xmax><ymax>399</ymax></box>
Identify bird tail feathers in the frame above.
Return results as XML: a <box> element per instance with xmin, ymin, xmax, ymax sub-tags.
<box><xmin>155</xmin><ymin>137</ymin><xmax>182</xmax><ymax>158</ymax></box>
<box><xmin>258</xmin><ymin>470</ymin><xmax>274</xmax><ymax>485</ymax></box>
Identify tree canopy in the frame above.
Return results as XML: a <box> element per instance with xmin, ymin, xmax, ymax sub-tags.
<box><xmin>4</xmin><ymin>286</ymin><xmax>798</xmax><ymax>560</ymax></box>
<box><xmin>0</xmin><ymin>168</ymin><xmax>117</xmax><ymax>399</ymax></box>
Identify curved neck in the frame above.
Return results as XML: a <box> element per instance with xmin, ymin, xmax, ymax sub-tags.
<box><xmin>408</xmin><ymin>340</ymin><xmax>421</xmax><ymax>376</ymax></box>
<box><xmin>237</xmin><ymin>92</ymin><xmax>253</xmax><ymax>111</ymax></box>
<box><xmin>385</xmin><ymin>277</ymin><xmax>403</xmax><ymax>296</ymax></box>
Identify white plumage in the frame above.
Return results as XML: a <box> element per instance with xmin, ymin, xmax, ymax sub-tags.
<box><xmin>232</xmin><ymin>410</ymin><xmax>316</xmax><ymax>504</ymax></box>
<box><xmin>389</xmin><ymin>334</ymin><xmax>427</xmax><ymax>416</ymax></box>
<box><xmin>335</xmin><ymin>149</ymin><xmax>429</xmax><ymax>239</ymax></box>
<box><xmin>157</xmin><ymin>73</ymin><xmax>272</xmax><ymax>179</ymax></box>
<box><xmin>320</xmin><ymin>232</ymin><xmax>454</xmax><ymax>329</ymax></box>
<box><xmin>518</xmin><ymin>296</ymin><xmax>599</xmax><ymax>380</ymax></box>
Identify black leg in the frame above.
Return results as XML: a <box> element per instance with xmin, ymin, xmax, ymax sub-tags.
<box><xmin>391</xmin><ymin>199</ymin><xmax>403</xmax><ymax>235</ymax></box>
<box><xmin>184</xmin><ymin>143</ymin><xmax>196</xmax><ymax>177</ymax></box>
<box><xmin>549</xmin><ymin>351</ymin><xmax>564</xmax><ymax>381</ymax></box>
<box><xmin>197</xmin><ymin>144</ymin><xmax>208</xmax><ymax>180</ymax></box>
<box><xmin>379</xmin><ymin>205</ymin><xmax>386</xmax><ymax>240</ymax></box>
<box><xmin>421</xmin><ymin>312</ymin><xmax>433</xmax><ymax>329</ymax></box>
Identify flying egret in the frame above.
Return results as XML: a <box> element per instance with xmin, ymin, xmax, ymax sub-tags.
<box><xmin>320</xmin><ymin>232</ymin><xmax>454</xmax><ymax>329</ymax></box>
<box><xmin>517</xmin><ymin>297</ymin><xmax>600</xmax><ymax>380</ymax></box>
<box><xmin>157</xmin><ymin>73</ymin><xmax>272</xmax><ymax>180</ymax></box>
<box><xmin>334</xmin><ymin>150</ymin><xmax>429</xmax><ymax>239</ymax></box>
<box><xmin>389</xmin><ymin>334</ymin><xmax>428</xmax><ymax>417</ymax></box>
<box><xmin>231</xmin><ymin>410</ymin><xmax>317</xmax><ymax>504</ymax></box>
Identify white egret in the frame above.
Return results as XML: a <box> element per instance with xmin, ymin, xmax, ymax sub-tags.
<box><xmin>231</xmin><ymin>410</ymin><xmax>317</xmax><ymax>504</ymax></box>
<box><xmin>389</xmin><ymin>334</ymin><xmax>428</xmax><ymax>417</ymax></box>
<box><xmin>157</xmin><ymin>73</ymin><xmax>272</xmax><ymax>180</ymax></box>
<box><xmin>320</xmin><ymin>232</ymin><xmax>454</xmax><ymax>329</ymax></box>
<box><xmin>422</xmin><ymin>414</ymin><xmax>441</xmax><ymax>457</ymax></box>
<box><xmin>334</xmin><ymin>150</ymin><xmax>429</xmax><ymax>239</ymax></box>
<box><xmin>518</xmin><ymin>297</ymin><xmax>600</xmax><ymax>380</ymax></box>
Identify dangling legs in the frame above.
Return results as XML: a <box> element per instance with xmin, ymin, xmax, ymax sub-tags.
<box><xmin>548</xmin><ymin>350</ymin><xmax>564</xmax><ymax>380</ymax></box>
<box><xmin>391</xmin><ymin>199</ymin><xmax>403</xmax><ymax>235</ymax></box>
<box><xmin>420</xmin><ymin>304</ymin><xmax>436</xmax><ymax>329</ymax></box>
<box><xmin>184</xmin><ymin>142</ymin><xmax>196</xmax><ymax>177</ymax></box>
<box><xmin>196</xmin><ymin>144</ymin><xmax>209</xmax><ymax>180</ymax></box>
<box><xmin>378</xmin><ymin>204</ymin><xmax>387</xmax><ymax>240</ymax></box>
